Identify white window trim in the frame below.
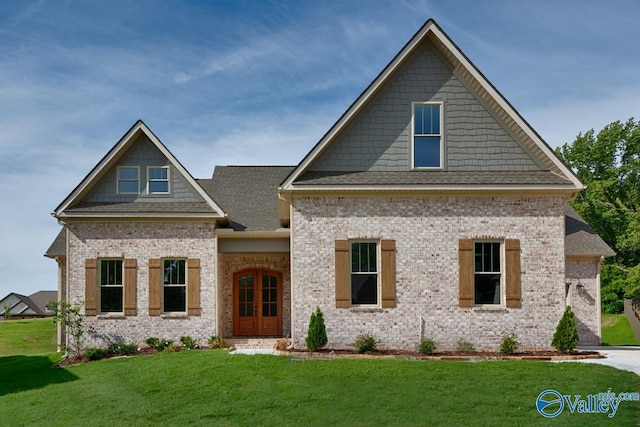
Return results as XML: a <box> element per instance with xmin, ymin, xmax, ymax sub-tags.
<box><xmin>116</xmin><ymin>166</ymin><xmax>140</xmax><ymax>195</ymax></box>
<box><xmin>411</xmin><ymin>101</ymin><xmax>444</xmax><ymax>170</ymax></box>
<box><xmin>99</xmin><ymin>258</ymin><xmax>124</xmax><ymax>314</ymax></box>
<box><xmin>162</xmin><ymin>258</ymin><xmax>187</xmax><ymax>313</ymax></box>
<box><xmin>146</xmin><ymin>166</ymin><xmax>171</xmax><ymax>195</ymax></box>
<box><xmin>349</xmin><ymin>240</ymin><xmax>380</xmax><ymax>307</ymax></box>
<box><xmin>473</xmin><ymin>240</ymin><xmax>504</xmax><ymax>307</ymax></box>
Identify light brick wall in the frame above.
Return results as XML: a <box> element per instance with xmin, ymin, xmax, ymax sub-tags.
<box><xmin>291</xmin><ymin>195</ymin><xmax>567</xmax><ymax>351</ymax></box>
<box><xmin>66</xmin><ymin>221</ymin><xmax>217</xmax><ymax>348</ymax></box>
<box><xmin>566</xmin><ymin>258</ymin><xmax>602</xmax><ymax>345</ymax></box>
<box><xmin>217</xmin><ymin>253</ymin><xmax>291</xmax><ymax>338</ymax></box>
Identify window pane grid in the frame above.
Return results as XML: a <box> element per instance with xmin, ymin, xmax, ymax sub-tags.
<box><xmin>100</xmin><ymin>260</ymin><xmax>123</xmax><ymax>313</ymax></box>
<box><xmin>413</xmin><ymin>103</ymin><xmax>441</xmax><ymax>168</ymax></box>
<box><xmin>148</xmin><ymin>167</ymin><xmax>169</xmax><ymax>193</ymax></box>
<box><xmin>474</xmin><ymin>242</ymin><xmax>501</xmax><ymax>305</ymax></box>
<box><xmin>350</xmin><ymin>242</ymin><xmax>378</xmax><ymax>305</ymax></box>
<box><xmin>163</xmin><ymin>259</ymin><xmax>186</xmax><ymax>312</ymax></box>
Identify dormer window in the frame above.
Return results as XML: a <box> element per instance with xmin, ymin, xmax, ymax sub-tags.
<box><xmin>147</xmin><ymin>166</ymin><xmax>170</xmax><ymax>194</ymax></box>
<box><xmin>117</xmin><ymin>166</ymin><xmax>139</xmax><ymax>194</ymax></box>
<box><xmin>412</xmin><ymin>102</ymin><xmax>443</xmax><ymax>169</ymax></box>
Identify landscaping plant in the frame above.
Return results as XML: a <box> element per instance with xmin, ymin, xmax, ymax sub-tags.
<box><xmin>551</xmin><ymin>305</ymin><xmax>579</xmax><ymax>353</ymax></box>
<box><xmin>353</xmin><ymin>333</ymin><xmax>378</xmax><ymax>353</ymax></box>
<box><xmin>305</xmin><ymin>306</ymin><xmax>328</xmax><ymax>352</ymax></box>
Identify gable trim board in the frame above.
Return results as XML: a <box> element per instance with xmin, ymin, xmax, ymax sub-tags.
<box><xmin>53</xmin><ymin>120</ymin><xmax>228</xmax><ymax>222</ymax></box>
<box><xmin>280</xmin><ymin>19</ymin><xmax>583</xmax><ymax>192</ymax></box>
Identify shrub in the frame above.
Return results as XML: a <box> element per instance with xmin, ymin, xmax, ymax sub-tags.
<box><xmin>275</xmin><ymin>337</ymin><xmax>291</xmax><ymax>351</ymax></box>
<box><xmin>552</xmin><ymin>306</ymin><xmax>579</xmax><ymax>353</ymax></box>
<box><xmin>84</xmin><ymin>347</ymin><xmax>108</xmax><ymax>361</ymax></box>
<box><xmin>456</xmin><ymin>339</ymin><xmax>475</xmax><ymax>354</ymax></box>
<box><xmin>180</xmin><ymin>336</ymin><xmax>199</xmax><ymax>350</ymax></box>
<box><xmin>305</xmin><ymin>306</ymin><xmax>328</xmax><ymax>352</ymax></box>
<box><xmin>208</xmin><ymin>335</ymin><xmax>226</xmax><ymax>349</ymax></box>
<box><xmin>108</xmin><ymin>342</ymin><xmax>137</xmax><ymax>356</ymax></box>
<box><xmin>353</xmin><ymin>333</ymin><xmax>378</xmax><ymax>354</ymax></box>
<box><xmin>145</xmin><ymin>337</ymin><xmax>174</xmax><ymax>351</ymax></box>
<box><xmin>418</xmin><ymin>339</ymin><xmax>436</xmax><ymax>354</ymax></box>
<box><xmin>500</xmin><ymin>330</ymin><xmax>519</xmax><ymax>354</ymax></box>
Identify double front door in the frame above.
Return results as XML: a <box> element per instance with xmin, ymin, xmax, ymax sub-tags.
<box><xmin>233</xmin><ymin>269</ymin><xmax>282</xmax><ymax>336</ymax></box>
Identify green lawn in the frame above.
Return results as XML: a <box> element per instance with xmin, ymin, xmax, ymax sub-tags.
<box><xmin>0</xmin><ymin>350</ymin><xmax>637</xmax><ymax>426</ymax></box>
<box><xmin>0</xmin><ymin>318</ymin><xmax>57</xmax><ymax>356</ymax></box>
<box><xmin>602</xmin><ymin>314</ymin><xmax>640</xmax><ymax>346</ymax></box>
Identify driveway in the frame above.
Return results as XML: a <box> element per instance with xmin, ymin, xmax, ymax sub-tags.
<box><xmin>573</xmin><ymin>346</ymin><xmax>640</xmax><ymax>376</ymax></box>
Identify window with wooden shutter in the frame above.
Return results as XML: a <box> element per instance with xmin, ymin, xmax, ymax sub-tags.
<box><xmin>148</xmin><ymin>259</ymin><xmax>161</xmax><ymax>316</ymax></box>
<box><xmin>458</xmin><ymin>239</ymin><xmax>474</xmax><ymax>307</ymax></box>
<box><xmin>187</xmin><ymin>258</ymin><xmax>201</xmax><ymax>316</ymax></box>
<box><xmin>335</xmin><ymin>240</ymin><xmax>350</xmax><ymax>308</ymax></box>
<box><xmin>85</xmin><ymin>259</ymin><xmax>97</xmax><ymax>316</ymax></box>
<box><xmin>124</xmin><ymin>259</ymin><xmax>137</xmax><ymax>316</ymax></box>
<box><xmin>504</xmin><ymin>239</ymin><xmax>521</xmax><ymax>308</ymax></box>
<box><xmin>380</xmin><ymin>240</ymin><xmax>396</xmax><ymax>308</ymax></box>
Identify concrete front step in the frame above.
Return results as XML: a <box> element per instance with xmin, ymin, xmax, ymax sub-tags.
<box><xmin>226</xmin><ymin>337</ymin><xmax>280</xmax><ymax>350</ymax></box>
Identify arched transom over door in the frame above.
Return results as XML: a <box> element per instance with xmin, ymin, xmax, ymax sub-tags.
<box><xmin>233</xmin><ymin>269</ymin><xmax>282</xmax><ymax>336</ymax></box>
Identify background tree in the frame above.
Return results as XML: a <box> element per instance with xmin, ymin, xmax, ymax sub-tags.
<box><xmin>556</xmin><ymin>118</ymin><xmax>640</xmax><ymax>312</ymax></box>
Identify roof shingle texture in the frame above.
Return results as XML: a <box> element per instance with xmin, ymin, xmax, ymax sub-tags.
<box><xmin>565</xmin><ymin>204</ymin><xmax>615</xmax><ymax>256</ymax></box>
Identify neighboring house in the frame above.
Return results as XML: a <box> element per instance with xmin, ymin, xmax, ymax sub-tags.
<box><xmin>0</xmin><ymin>291</ymin><xmax>57</xmax><ymax>320</ymax></box>
<box><xmin>45</xmin><ymin>20</ymin><xmax>614</xmax><ymax>351</ymax></box>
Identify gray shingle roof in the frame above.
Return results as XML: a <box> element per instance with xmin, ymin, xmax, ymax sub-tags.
<box><xmin>294</xmin><ymin>170</ymin><xmax>572</xmax><ymax>186</ymax></box>
<box><xmin>28</xmin><ymin>291</ymin><xmax>58</xmax><ymax>314</ymax></box>
<box><xmin>45</xmin><ymin>228</ymin><xmax>66</xmax><ymax>258</ymax></box>
<box><xmin>63</xmin><ymin>201</ymin><xmax>217</xmax><ymax>214</ymax></box>
<box><xmin>198</xmin><ymin>166</ymin><xmax>295</xmax><ymax>232</ymax></box>
<box><xmin>565</xmin><ymin>204</ymin><xmax>615</xmax><ymax>257</ymax></box>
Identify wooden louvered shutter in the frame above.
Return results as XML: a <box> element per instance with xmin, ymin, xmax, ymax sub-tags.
<box><xmin>85</xmin><ymin>259</ymin><xmax>97</xmax><ymax>316</ymax></box>
<box><xmin>124</xmin><ymin>259</ymin><xmax>137</xmax><ymax>316</ymax></box>
<box><xmin>381</xmin><ymin>240</ymin><xmax>396</xmax><ymax>308</ymax></box>
<box><xmin>187</xmin><ymin>258</ymin><xmax>201</xmax><ymax>316</ymax></box>
<box><xmin>458</xmin><ymin>239</ymin><xmax>474</xmax><ymax>307</ymax></box>
<box><xmin>335</xmin><ymin>240</ymin><xmax>350</xmax><ymax>308</ymax></box>
<box><xmin>148</xmin><ymin>259</ymin><xmax>161</xmax><ymax>316</ymax></box>
<box><xmin>505</xmin><ymin>239</ymin><xmax>521</xmax><ymax>308</ymax></box>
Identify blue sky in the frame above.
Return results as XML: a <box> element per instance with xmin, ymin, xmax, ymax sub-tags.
<box><xmin>1</xmin><ymin>0</ymin><xmax>639</xmax><ymax>299</ymax></box>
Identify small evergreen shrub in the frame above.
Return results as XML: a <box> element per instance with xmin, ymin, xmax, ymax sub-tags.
<box><xmin>353</xmin><ymin>333</ymin><xmax>378</xmax><ymax>353</ymax></box>
<box><xmin>305</xmin><ymin>306</ymin><xmax>328</xmax><ymax>352</ymax></box>
<box><xmin>108</xmin><ymin>342</ymin><xmax>137</xmax><ymax>356</ymax></box>
<box><xmin>208</xmin><ymin>335</ymin><xmax>226</xmax><ymax>349</ymax></box>
<box><xmin>418</xmin><ymin>339</ymin><xmax>436</xmax><ymax>354</ymax></box>
<box><xmin>180</xmin><ymin>336</ymin><xmax>199</xmax><ymax>350</ymax></box>
<box><xmin>84</xmin><ymin>347</ymin><xmax>108</xmax><ymax>361</ymax></box>
<box><xmin>499</xmin><ymin>330</ymin><xmax>519</xmax><ymax>354</ymax></box>
<box><xmin>456</xmin><ymin>339</ymin><xmax>475</xmax><ymax>354</ymax></box>
<box><xmin>552</xmin><ymin>306</ymin><xmax>579</xmax><ymax>353</ymax></box>
<box><xmin>145</xmin><ymin>337</ymin><xmax>174</xmax><ymax>351</ymax></box>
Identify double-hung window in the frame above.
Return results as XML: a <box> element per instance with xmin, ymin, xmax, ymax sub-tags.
<box><xmin>474</xmin><ymin>242</ymin><xmax>502</xmax><ymax>305</ymax></box>
<box><xmin>163</xmin><ymin>259</ymin><xmax>186</xmax><ymax>312</ymax></box>
<box><xmin>100</xmin><ymin>259</ymin><xmax>123</xmax><ymax>313</ymax></box>
<box><xmin>148</xmin><ymin>166</ymin><xmax>170</xmax><ymax>194</ymax></box>
<box><xmin>412</xmin><ymin>102</ymin><xmax>443</xmax><ymax>168</ymax></box>
<box><xmin>350</xmin><ymin>242</ymin><xmax>378</xmax><ymax>305</ymax></box>
<box><xmin>117</xmin><ymin>166</ymin><xmax>139</xmax><ymax>194</ymax></box>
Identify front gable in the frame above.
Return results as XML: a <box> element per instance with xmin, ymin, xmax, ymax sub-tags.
<box><xmin>53</xmin><ymin>120</ymin><xmax>227</xmax><ymax>220</ymax></box>
<box><xmin>281</xmin><ymin>20</ymin><xmax>583</xmax><ymax>192</ymax></box>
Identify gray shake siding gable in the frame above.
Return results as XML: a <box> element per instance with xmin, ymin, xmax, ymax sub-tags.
<box><xmin>310</xmin><ymin>40</ymin><xmax>540</xmax><ymax>172</ymax></box>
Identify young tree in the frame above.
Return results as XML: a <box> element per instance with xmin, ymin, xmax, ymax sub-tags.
<box><xmin>556</xmin><ymin>118</ymin><xmax>640</xmax><ymax>310</ymax></box>
<box><xmin>305</xmin><ymin>306</ymin><xmax>328</xmax><ymax>352</ymax></box>
<box><xmin>52</xmin><ymin>301</ymin><xmax>87</xmax><ymax>356</ymax></box>
<box><xmin>552</xmin><ymin>306</ymin><xmax>579</xmax><ymax>353</ymax></box>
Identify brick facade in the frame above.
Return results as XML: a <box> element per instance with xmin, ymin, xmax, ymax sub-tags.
<box><xmin>566</xmin><ymin>258</ymin><xmax>602</xmax><ymax>345</ymax></box>
<box><xmin>290</xmin><ymin>195</ymin><xmax>567</xmax><ymax>351</ymax></box>
<box><xmin>66</xmin><ymin>221</ymin><xmax>217</xmax><ymax>348</ymax></box>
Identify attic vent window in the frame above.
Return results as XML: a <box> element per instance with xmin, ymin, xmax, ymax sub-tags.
<box><xmin>117</xmin><ymin>166</ymin><xmax>139</xmax><ymax>194</ymax></box>
<box><xmin>412</xmin><ymin>102</ymin><xmax>443</xmax><ymax>169</ymax></box>
<box><xmin>148</xmin><ymin>166</ymin><xmax>170</xmax><ymax>194</ymax></box>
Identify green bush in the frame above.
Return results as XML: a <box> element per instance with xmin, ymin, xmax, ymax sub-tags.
<box><xmin>456</xmin><ymin>339</ymin><xmax>475</xmax><ymax>354</ymax></box>
<box><xmin>208</xmin><ymin>335</ymin><xmax>226</xmax><ymax>349</ymax></box>
<box><xmin>418</xmin><ymin>339</ymin><xmax>436</xmax><ymax>354</ymax></box>
<box><xmin>552</xmin><ymin>306</ymin><xmax>579</xmax><ymax>353</ymax></box>
<box><xmin>353</xmin><ymin>333</ymin><xmax>378</xmax><ymax>354</ymax></box>
<box><xmin>84</xmin><ymin>347</ymin><xmax>108</xmax><ymax>361</ymax></box>
<box><xmin>499</xmin><ymin>330</ymin><xmax>519</xmax><ymax>354</ymax></box>
<box><xmin>305</xmin><ymin>306</ymin><xmax>328</xmax><ymax>352</ymax></box>
<box><xmin>180</xmin><ymin>336</ymin><xmax>199</xmax><ymax>350</ymax></box>
<box><xmin>145</xmin><ymin>337</ymin><xmax>174</xmax><ymax>351</ymax></box>
<box><xmin>108</xmin><ymin>342</ymin><xmax>137</xmax><ymax>356</ymax></box>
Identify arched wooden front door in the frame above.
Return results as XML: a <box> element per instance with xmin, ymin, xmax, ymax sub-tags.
<box><xmin>233</xmin><ymin>269</ymin><xmax>282</xmax><ymax>336</ymax></box>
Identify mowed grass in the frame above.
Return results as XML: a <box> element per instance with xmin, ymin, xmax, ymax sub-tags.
<box><xmin>0</xmin><ymin>318</ymin><xmax>56</xmax><ymax>356</ymax></box>
<box><xmin>0</xmin><ymin>350</ymin><xmax>638</xmax><ymax>426</ymax></box>
<box><xmin>602</xmin><ymin>314</ymin><xmax>640</xmax><ymax>346</ymax></box>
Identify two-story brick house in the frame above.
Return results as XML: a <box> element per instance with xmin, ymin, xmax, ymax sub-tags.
<box><xmin>46</xmin><ymin>19</ymin><xmax>613</xmax><ymax>351</ymax></box>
